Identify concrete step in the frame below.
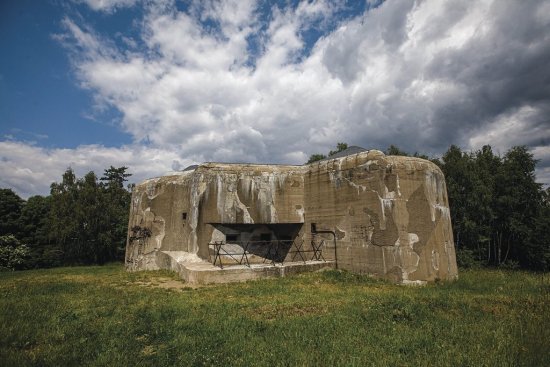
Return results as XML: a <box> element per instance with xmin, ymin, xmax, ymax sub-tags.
<box><xmin>158</xmin><ymin>250</ymin><xmax>335</xmax><ymax>285</ymax></box>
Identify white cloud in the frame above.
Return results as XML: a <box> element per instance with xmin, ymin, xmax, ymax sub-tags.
<box><xmin>5</xmin><ymin>0</ymin><xmax>550</xmax><ymax>198</ymax></box>
<box><xmin>0</xmin><ymin>141</ymin><xmax>189</xmax><ymax>198</ymax></box>
<box><xmin>468</xmin><ymin>105</ymin><xmax>550</xmax><ymax>186</ymax></box>
<box><xmin>468</xmin><ymin>106</ymin><xmax>550</xmax><ymax>152</ymax></box>
<box><xmin>531</xmin><ymin>145</ymin><xmax>550</xmax><ymax>186</ymax></box>
<box><xmin>80</xmin><ymin>0</ymin><xmax>139</xmax><ymax>12</ymax></box>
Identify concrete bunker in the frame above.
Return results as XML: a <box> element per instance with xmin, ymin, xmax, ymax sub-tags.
<box><xmin>126</xmin><ymin>148</ymin><xmax>458</xmax><ymax>285</ymax></box>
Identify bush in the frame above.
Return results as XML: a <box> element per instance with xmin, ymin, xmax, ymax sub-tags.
<box><xmin>0</xmin><ymin>235</ymin><xmax>30</xmax><ymax>271</ymax></box>
<box><xmin>456</xmin><ymin>248</ymin><xmax>481</xmax><ymax>269</ymax></box>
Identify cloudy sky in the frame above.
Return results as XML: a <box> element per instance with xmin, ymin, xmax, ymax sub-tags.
<box><xmin>1</xmin><ymin>0</ymin><xmax>549</xmax><ymax>198</ymax></box>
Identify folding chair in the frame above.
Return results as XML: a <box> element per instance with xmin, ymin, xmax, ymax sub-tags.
<box><xmin>311</xmin><ymin>238</ymin><xmax>326</xmax><ymax>261</ymax></box>
<box><xmin>290</xmin><ymin>238</ymin><xmax>307</xmax><ymax>263</ymax></box>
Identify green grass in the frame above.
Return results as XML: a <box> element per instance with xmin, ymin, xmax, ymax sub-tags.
<box><xmin>1</xmin><ymin>265</ymin><xmax>549</xmax><ymax>366</ymax></box>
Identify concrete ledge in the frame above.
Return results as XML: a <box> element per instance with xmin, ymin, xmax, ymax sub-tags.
<box><xmin>158</xmin><ymin>251</ymin><xmax>335</xmax><ymax>285</ymax></box>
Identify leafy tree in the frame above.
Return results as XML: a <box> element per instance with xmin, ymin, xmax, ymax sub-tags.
<box><xmin>49</xmin><ymin>168</ymin><xmax>79</xmax><ymax>264</ymax></box>
<box><xmin>386</xmin><ymin>145</ymin><xmax>409</xmax><ymax>156</ymax></box>
<box><xmin>441</xmin><ymin>145</ymin><xmax>507</xmax><ymax>266</ymax></box>
<box><xmin>0</xmin><ymin>188</ymin><xmax>24</xmax><ymax>237</ymax></box>
<box><xmin>101</xmin><ymin>166</ymin><xmax>131</xmax><ymax>190</ymax></box>
<box><xmin>306</xmin><ymin>142</ymin><xmax>349</xmax><ymax>164</ymax></box>
<box><xmin>18</xmin><ymin>195</ymin><xmax>54</xmax><ymax>268</ymax></box>
<box><xmin>470</xmin><ymin>146</ymin><xmax>499</xmax><ymax>263</ymax></box>
<box><xmin>48</xmin><ymin>166</ymin><xmax>131</xmax><ymax>265</ymax></box>
<box><xmin>19</xmin><ymin>196</ymin><xmax>51</xmax><ymax>245</ymax></box>
<box><xmin>100</xmin><ymin>166</ymin><xmax>131</xmax><ymax>262</ymax></box>
<box><xmin>525</xmin><ymin>188</ymin><xmax>550</xmax><ymax>270</ymax></box>
<box><xmin>441</xmin><ymin>144</ymin><xmax>548</xmax><ymax>270</ymax></box>
<box><xmin>328</xmin><ymin>142</ymin><xmax>349</xmax><ymax>157</ymax></box>
<box><xmin>385</xmin><ymin>145</ymin><xmax>430</xmax><ymax>160</ymax></box>
<box><xmin>492</xmin><ymin>146</ymin><xmax>543</xmax><ymax>267</ymax></box>
<box><xmin>76</xmin><ymin>171</ymin><xmax>103</xmax><ymax>264</ymax></box>
<box><xmin>0</xmin><ymin>165</ymin><xmax>132</xmax><ymax>269</ymax></box>
<box><xmin>306</xmin><ymin>154</ymin><xmax>327</xmax><ymax>164</ymax></box>
<box><xmin>441</xmin><ymin>146</ymin><xmax>472</xmax><ymax>251</ymax></box>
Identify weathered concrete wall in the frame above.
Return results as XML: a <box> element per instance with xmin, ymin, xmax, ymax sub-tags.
<box><xmin>186</xmin><ymin>164</ymin><xmax>305</xmax><ymax>259</ymax></box>
<box><xmin>126</xmin><ymin>164</ymin><xmax>306</xmax><ymax>269</ymax></box>
<box><xmin>304</xmin><ymin>150</ymin><xmax>457</xmax><ymax>283</ymax></box>
<box><xmin>126</xmin><ymin>171</ymin><xmax>196</xmax><ymax>270</ymax></box>
<box><xmin>126</xmin><ymin>151</ymin><xmax>458</xmax><ymax>283</ymax></box>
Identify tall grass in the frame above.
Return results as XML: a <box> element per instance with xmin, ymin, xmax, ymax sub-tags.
<box><xmin>1</xmin><ymin>265</ymin><xmax>548</xmax><ymax>366</ymax></box>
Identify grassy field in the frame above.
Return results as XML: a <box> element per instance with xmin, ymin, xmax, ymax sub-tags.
<box><xmin>1</xmin><ymin>265</ymin><xmax>549</xmax><ymax>366</ymax></box>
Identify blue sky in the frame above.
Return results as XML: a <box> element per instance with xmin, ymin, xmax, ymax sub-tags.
<box><xmin>0</xmin><ymin>0</ymin><xmax>370</xmax><ymax>148</ymax></box>
<box><xmin>1</xmin><ymin>0</ymin><xmax>549</xmax><ymax>198</ymax></box>
<box><xmin>0</xmin><ymin>0</ymin><xmax>132</xmax><ymax>148</ymax></box>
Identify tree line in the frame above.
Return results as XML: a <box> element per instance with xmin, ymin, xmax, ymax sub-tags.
<box><xmin>309</xmin><ymin>143</ymin><xmax>550</xmax><ymax>271</ymax></box>
<box><xmin>437</xmin><ymin>145</ymin><xmax>549</xmax><ymax>270</ymax></box>
<box><xmin>0</xmin><ymin>166</ymin><xmax>131</xmax><ymax>270</ymax></box>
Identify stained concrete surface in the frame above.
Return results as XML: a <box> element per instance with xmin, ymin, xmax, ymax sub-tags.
<box><xmin>126</xmin><ymin>149</ymin><xmax>457</xmax><ymax>284</ymax></box>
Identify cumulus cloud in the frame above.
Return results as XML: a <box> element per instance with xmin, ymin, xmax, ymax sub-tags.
<box><xmin>0</xmin><ymin>141</ymin><xmax>190</xmax><ymax>198</ymax></box>
<box><xmin>3</xmin><ymin>0</ymin><xmax>550</xmax><ymax>197</ymax></box>
<box><xmin>80</xmin><ymin>0</ymin><xmax>139</xmax><ymax>13</ymax></box>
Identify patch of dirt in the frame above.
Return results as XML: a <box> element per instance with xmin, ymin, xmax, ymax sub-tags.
<box><xmin>133</xmin><ymin>277</ymin><xmax>195</xmax><ymax>290</ymax></box>
<box><xmin>141</xmin><ymin>345</ymin><xmax>156</xmax><ymax>356</ymax></box>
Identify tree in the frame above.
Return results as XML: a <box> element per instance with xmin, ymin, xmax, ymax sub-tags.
<box><xmin>0</xmin><ymin>165</ymin><xmax>132</xmax><ymax>269</ymax></box>
<box><xmin>386</xmin><ymin>145</ymin><xmax>409</xmax><ymax>156</ymax></box>
<box><xmin>441</xmin><ymin>145</ymin><xmax>503</xmax><ymax>266</ymax></box>
<box><xmin>440</xmin><ymin>144</ymin><xmax>548</xmax><ymax>270</ymax></box>
<box><xmin>18</xmin><ymin>195</ymin><xmax>54</xmax><ymax>268</ymax></box>
<box><xmin>328</xmin><ymin>142</ymin><xmax>348</xmax><ymax>157</ymax></box>
<box><xmin>0</xmin><ymin>188</ymin><xmax>24</xmax><ymax>237</ymax></box>
<box><xmin>440</xmin><ymin>145</ymin><xmax>477</xmax><ymax>262</ymax></box>
<box><xmin>76</xmin><ymin>171</ymin><xmax>103</xmax><ymax>264</ymax></box>
<box><xmin>492</xmin><ymin>146</ymin><xmax>543</xmax><ymax>267</ymax></box>
<box><xmin>525</xmin><ymin>188</ymin><xmax>550</xmax><ymax>270</ymax></box>
<box><xmin>306</xmin><ymin>154</ymin><xmax>327</xmax><ymax>164</ymax></box>
<box><xmin>306</xmin><ymin>142</ymin><xmax>349</xmax><ymax>164</ymax></box>
<box><xmin>48</xmin><ymin>166</ymin><xmax>131</xmax><ymax>265</ymax></box>
<box><xmin>385</xmin><ymin>145</ymin><xmax>430</xmax><ymax>160</ymax></box>
<box><xmin>469</xmin><ymin>146</ymin><xmax>499</xmax><ymax>264</ymax></box>
<box><xmin>49</xmin><ymin>168</ymin><xmax>79</xmax><ymax>264</ymax></box>
<box><xmin>101</xmin><ymin>166</ymin><xmax>131</xmax><ymax>190</ymax></box>
<box><xmin>100</xmin><ymin>166</ymin><xmax>132</xmax><ymax>262</ymax></box>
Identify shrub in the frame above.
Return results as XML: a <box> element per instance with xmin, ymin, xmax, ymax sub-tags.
<box><xmin>456</xmin><ymin>247</ymin><xmax>481</xmax><ymax>269</ymax></box>
<box><xmin>0</xmin><ymin>235</ymin><xmax>30</xmax><ymax>271</ymax></box>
